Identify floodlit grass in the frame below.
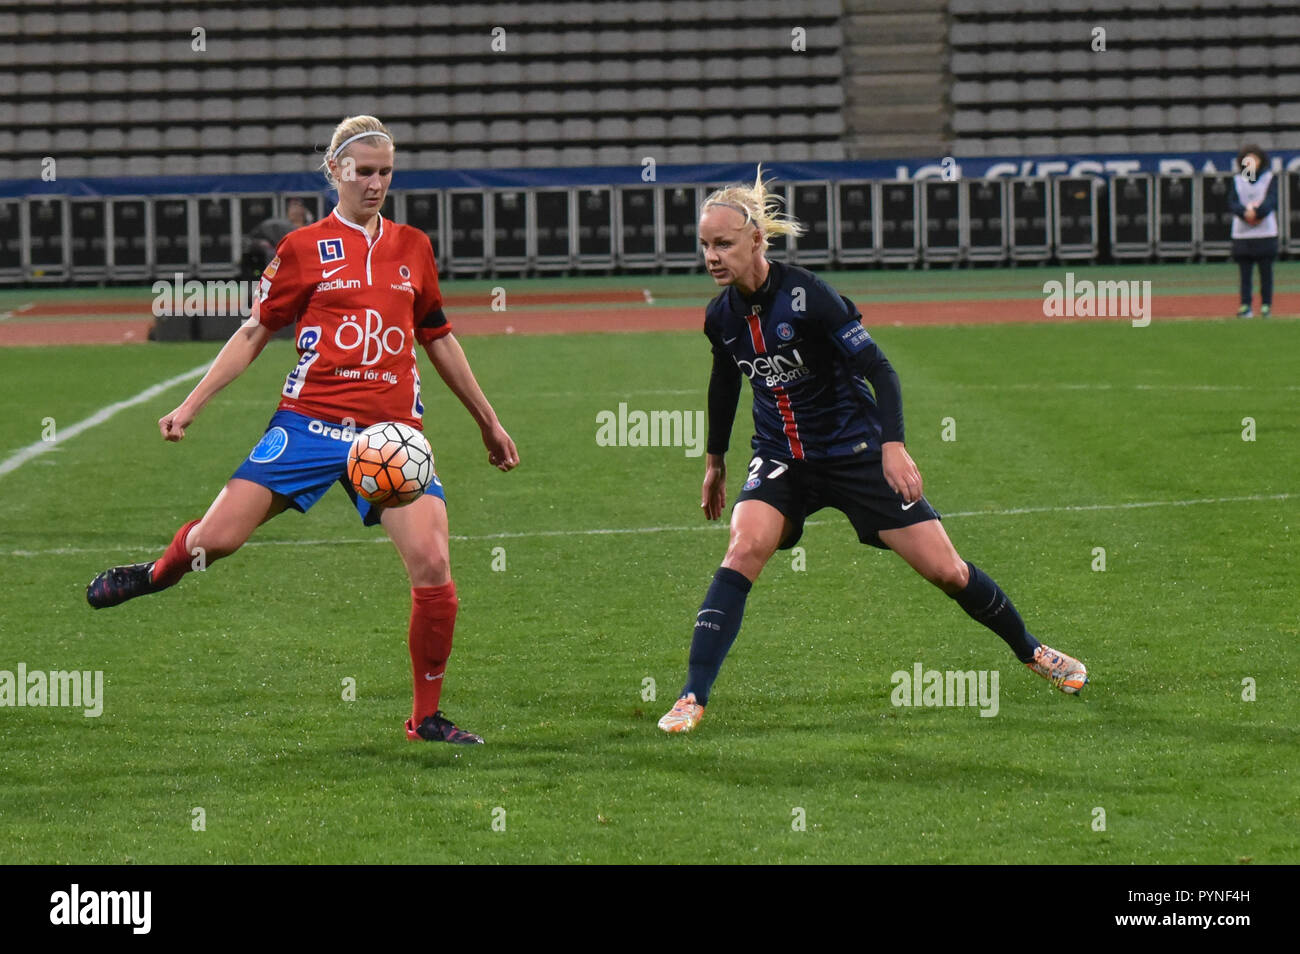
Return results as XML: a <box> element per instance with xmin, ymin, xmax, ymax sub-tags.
<box><xmin>0</xmin><ymin>290</ymin><xmax>1296</xmax><ymax>863</ymax></box>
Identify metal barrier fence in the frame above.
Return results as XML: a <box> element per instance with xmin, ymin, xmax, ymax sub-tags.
<box><xmin>2</xmin><ymin>172</ymin><xmax>1293</xmax><ymax>283</ymax></box>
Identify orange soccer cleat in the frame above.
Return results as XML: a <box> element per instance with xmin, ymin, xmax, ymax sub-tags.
<box><xmin>657</xmin><ymin>693</ymin><xmax>706</xmax><ymax>733</ymax></box>
<box><xmin>1026</xmin><ymin>644</ymin><xmax>1088</xmax><ymax>694</ymax></box>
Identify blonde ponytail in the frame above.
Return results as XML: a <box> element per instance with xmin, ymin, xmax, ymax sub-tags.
<box><xmin>701</xmin><ymin>164</ymin><xmax>805</xmax><ymax>249</ymax></box>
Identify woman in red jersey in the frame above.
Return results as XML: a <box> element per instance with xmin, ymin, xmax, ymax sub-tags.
<box><xmin>87</xmin><ymin>116</ymin><xmax>518</xmax><ymax>745</ymax></box>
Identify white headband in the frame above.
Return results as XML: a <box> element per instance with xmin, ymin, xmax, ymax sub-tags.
<box><xmin>331</xmin><ymin>131</ymin><xmax>392</xmax><ymax>160</ymax></box>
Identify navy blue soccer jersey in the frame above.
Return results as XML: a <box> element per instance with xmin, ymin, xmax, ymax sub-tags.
<box><xmin>704</xmin><ymin>261</ymin><xmax>905</xmax><ymax>461</ymax></box>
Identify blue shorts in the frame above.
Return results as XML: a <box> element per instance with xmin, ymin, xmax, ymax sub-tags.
<box><xmin>231</xmin><ymin>409</ymin><xmax>445</xmax><ymax>526</ymax></box>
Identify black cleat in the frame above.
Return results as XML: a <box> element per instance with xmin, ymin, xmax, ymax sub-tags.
<box><xmin>405</xmin><ymin>711</ymin><xmax>485</xmax><ymax>745</ymax></box>
<box><xmin>86</xmin><ymin>561</ymin><xmax>164</xmax><ymax>609</ymax></box>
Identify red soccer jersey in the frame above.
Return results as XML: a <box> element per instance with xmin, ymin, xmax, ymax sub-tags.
<box><xmin>255</xmin><ymin>209</ymin><xmax>451</xmax><ymax>429</ymax></box>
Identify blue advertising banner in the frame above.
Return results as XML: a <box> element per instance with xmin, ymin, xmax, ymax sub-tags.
<box><xmin>3</xmin><ymin>150</ymin><xmax>1298</xmax><ymax>199</ymax></box>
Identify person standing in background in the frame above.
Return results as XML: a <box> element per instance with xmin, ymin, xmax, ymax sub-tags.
<box><xmin>1229</xmin><ymin>144</ymin><xmax>1279</xmax><ymax>319</ymax></box>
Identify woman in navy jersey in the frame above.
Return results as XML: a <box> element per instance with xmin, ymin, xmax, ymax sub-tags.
<box><xmin>1229</xmin><ymin>144</ymin><xmax>1279</xmax><ymax>318</ymax></box>
<box><xmin>659</xmin><ymin>170</ymin><xmax>1088</xmax><ymax>733</ymax></box>
<box><xmin>87</xmin><ymin>116</ymin><xmax>518</xmax><ymax>746</ymax></box>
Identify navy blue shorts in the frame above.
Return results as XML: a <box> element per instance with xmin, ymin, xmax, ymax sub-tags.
<box><xmin>735</xmin><ymin>452</ymin><xmax>940</xmax><ymax>550</ymax></box>
<box><xmin>231</xmin><ymin>409</ymin><xmax>445</xmax><ymax>526</ymax></box>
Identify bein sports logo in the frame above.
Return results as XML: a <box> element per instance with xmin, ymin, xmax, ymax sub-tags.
<box><xmin>735</xmin><ymin>349</ymin><xmax>810</xmax><ymax>387</ymax></box>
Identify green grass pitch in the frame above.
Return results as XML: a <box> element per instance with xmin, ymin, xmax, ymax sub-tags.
<box><xmin>0</xmin><ymin>286</ymin><xmax>1296</xmax><ymax>864</ymax></box>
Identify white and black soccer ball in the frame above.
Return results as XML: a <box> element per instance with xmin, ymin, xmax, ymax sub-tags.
<box><xmin>346</xmin><ymin>421</ymin><xmax>435</xmax><ymax>507</ymax></box>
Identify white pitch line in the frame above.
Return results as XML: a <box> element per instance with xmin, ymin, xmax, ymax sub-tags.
<box><xmin>0</xmin><ymin>362</ymin><xmax>210</xmax><ymax>479</ymax></box>
<box><xmin>2</xmin><ymin>491</ymin><xmax>1293</xmax><ymax>559</ymax></box>
<box><xmin>949</xmin><ymin>382</ymin><xmax>1300</xmax><ymax>393</ymax></box>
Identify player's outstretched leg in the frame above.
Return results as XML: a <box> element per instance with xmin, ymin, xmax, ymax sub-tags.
<box><xmin>659</xmin><ymin>501</ymin><xmax>787</xmax><ymax>733</ymax></box>
<box><xmin>880</xmin><ymin>520</ymin><xmax>1088</xmax><ymax>694</ymax></box>
<box><xmin>382</xmin><ymin>493</ymin><xmax>483</xmax><ymax>745</ymax></box>
<box><xmin>87</xmin><ymin>479</ymin><xmax>284</xmax><ymax>609</ymax></box>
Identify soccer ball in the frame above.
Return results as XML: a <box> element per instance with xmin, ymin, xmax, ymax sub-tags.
<box><xmin>347</xmin><ymin>421</ymin><xmax>435</xmax><ymax>507</ymax></box>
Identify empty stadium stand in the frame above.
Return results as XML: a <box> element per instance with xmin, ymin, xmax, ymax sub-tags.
<box><xmin>0</xmin><ymin>0</ymin><xmax>847</xmax><ymax>180</ymax></box>
<box><xmin>949</xmin><ymin>0</ymin><xmax>1300</xmax><ymax>157</ymax></box>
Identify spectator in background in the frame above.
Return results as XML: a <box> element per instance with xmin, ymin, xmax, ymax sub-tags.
<box><xmin>1229</xmin><ymin>144</ymin><xmax>1278</xmax><ymax>318</ymax></box>
<box><xmin>241</xmin><ymin>198</ymin><xmax>315</xmax><ymax>280</ymax></box>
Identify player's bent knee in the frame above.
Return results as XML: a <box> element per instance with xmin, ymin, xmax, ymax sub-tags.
<box><xmin>927</xmin><ymin>558</ymin><xmax>969</xmax><ymax>593</ymax></box>
<box><xmin>406</xmin><ymin>551</ymin><xmax>451</xmax><ymax>587</ymax></box>
<box><xmin>722</xmin><ymin>537</ymin><xmax>776</xmax><ymax>580</ymax></box>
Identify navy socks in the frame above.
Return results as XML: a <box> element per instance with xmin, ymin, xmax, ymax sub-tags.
<box><xmin>951</xmin><ymin>561</ymin><xmax>1040</xmax><ymax>662</ymax></box>
<box><xmin>682</xmin><ymin>567</ymin><xmax>753</xmax><ymax>706</ymax></box>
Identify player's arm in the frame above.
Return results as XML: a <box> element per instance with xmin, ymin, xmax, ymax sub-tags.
<box><xmin>702</xmin><ymin>330</ymin><xmax>742</xmax><ymax>520</ymax></box>
<box><xmin>823</xmin><ymin>293</ymin><xmax>922</xmax><ymax>503</ymax></box>
<box><xmin>161</xmin><ymin>236</ymin><xmax>310</xmax><ymax>442</ymax></box>
<box><xmin>159</xmin><ymin>312</ymin><xmax>273</xmax><ymax>442</ymax></box>
<box><xmin>422</xmin><ymin>332</ymin><xmax>519</xmax><ymax>471</ymax></box>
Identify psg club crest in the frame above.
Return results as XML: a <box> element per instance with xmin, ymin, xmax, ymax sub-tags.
<box><xmin>743</xmin><ymin>476</ymin><xmax>760</xmax><ymax>491</ymax></box>
<box><xmin>776</xmin><ymin>322</ymin><xmax>795</xmax><ymax>341</ymax></box>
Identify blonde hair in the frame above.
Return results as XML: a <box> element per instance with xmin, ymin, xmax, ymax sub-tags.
<box><xmin>701</xmin><ymin>165</ymin><xmax>805</xmax><ymax>249</ymax></box>
<box><xmin>321</xmin><ymin>115</ymin><xmax>395</xmax><ymax>188</ymax></box>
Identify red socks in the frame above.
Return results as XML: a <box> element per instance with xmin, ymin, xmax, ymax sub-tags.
<box><xmin>409</xmin><ymin>580</ymin><xmax>458</xmax><ymax>723</ymax></box>
<box><xmin>149</xmin><ymin>518</ymin><xmax>202</xmax><ymax>588</ymax></box>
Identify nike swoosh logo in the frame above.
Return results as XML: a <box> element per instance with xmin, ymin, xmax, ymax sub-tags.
<box><xmin>723</xmin><ymin>336</ymin><xmax>738</xmax><ymax>345</ymax></box>
<box><xmin>423</xmin><ymin>672</ymin><xmax>443</xmax><ymax>681</ymax></box>
<box><xmin>901</xmin><ymin>500</ymin><xmax>918</xmax><ymax>511</ymax></box>
<box><xmin>321</xmin><ymin>265</ymin><xmax>347</xmax><ymax>278</ymax></box>
<box><xmin>697</xmin><ymin>608</ymin><xmax>724</xmax><ymax>617</ymax></box>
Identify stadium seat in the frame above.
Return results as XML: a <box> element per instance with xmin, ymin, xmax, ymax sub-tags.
<box><xmin>1022</xmin><ymin>108</ymin><xmax>1058</xmax><ymax>133</ymax></box>
<box><xmin>1093</xmin><ymin>134</ymin><xmax>1133</xmax><ymax>153</ymax></box>
<box><xmin>557</xmin><ymin>146</ymin><xmax>597</xmax><ymax>166</ymax></box>
<box><xmin>949</xmin><ymin>81</ymin><xmax>986</xmax><ymax>107</ymax></box>
<box><xmin>1202</xmin><ymin>104</ymin><xmax>1240</xmax><ymax>129</ymax></box>
<box><xmin>521</xmin><ymin>147</ymin><xmax>562</xmax><ymax>167</ymax></box>
<box><xmin>593</xmin><ymin>145</ymin><xmax>627</xmax><ymax>166</ymax></box>
<box><xmin>1057</xmin><ymin>108</ymin><xmax>1094</xmax><ymax>132</ymax></box>
<box><xmin>1202</xmin><ymin>132</ymin><xmax>1241</xmax><ymax>151</ymax></box>
<box><xmin>594</xmin><ymin>117</ymin><xmax>633</xmax><ymax>142</ymax></box>
<box><xmin>1161</xmin><ymin>133</ymin><xmax>1205</xmax><ymax>152</ymax></box>
<box><xmin>1239</xmin><ymin>104</ymin><xmax>1275</xmax><ymax>128</ymax></box>
<box><xmin>1276</xmin><ymin>102</ymin><xmax>1300</xmax><ymax>126</ymax></box>
<box><xmin>522</xmin><ymin>118</ymin><xmax>561</xmax><ymax>145</ymax></box>
<box><xmin>1130</xmin><ymin>105</ymin><xmax>1167</xmax><ymax>131</ymax></box>
<box><xmin>450</xmin><ymin>121</ymin><xmax>490</xmax><ymax>146</ymax></box>
<box><xmin>168</xmin><ymin>129</ymin><xmax>201</xmax><ymax>152</ymax></box>
<box><xmin>560</xmin><ymin>118</ymin><xmax>596</xmax><ymax>141</ymax></box>
<box><xmin>1199</xmin><ymin>47</ymin><xmax>1238</xmax><ymax>71</ymax></box>
<box><xmin>90</xmin><ymin>128</ymin><xmax>128</xmax><ymax>153</ymax></box>
<box><xmin>948</xmin><ymin>52</ymin><xmax>985</xmax><ymax>78</ymax></box>
<box><xmin>1130</xmin><ymin>77</ymin><xmax>1171</xmax><ymax>103</ymax></box>
<box><xmin>489</xmin><ymin>120</ymin><xmax>527</xmax><ymax>145</ymax></box>
<box><xmin>1164</xmin><ymin>105</ymin><xmax>1200</xmax><ymax>129</ymax></box>
<box><xmin>491</xmin><ymin>148</ymin><xmax>528</xmax><ymax>169</ymax></box>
